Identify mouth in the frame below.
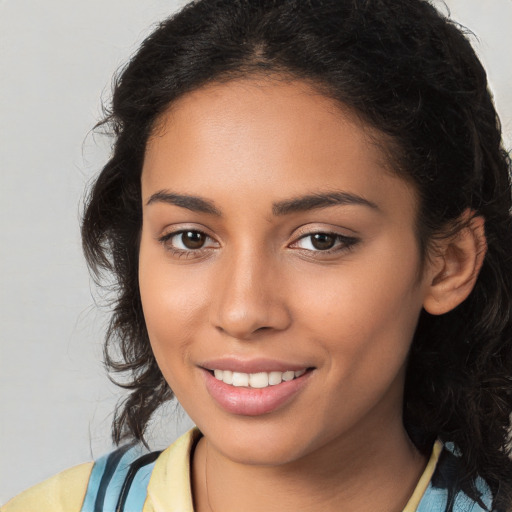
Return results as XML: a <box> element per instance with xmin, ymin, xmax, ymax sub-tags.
<box><xmin>201</xmin><ymin>364</ymin><xmax>314</xmax><ymax>416</ymax></box>
<box><xmin>208</xmin><ymin>368</ymin><xmax>309</xmax><ymax>388</ymax></box>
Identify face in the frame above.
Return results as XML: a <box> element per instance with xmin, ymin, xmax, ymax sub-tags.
<box><xmin>139</xmin><ymin>78</ymin><xmax>433</xmax><ymax>466</ymax></box>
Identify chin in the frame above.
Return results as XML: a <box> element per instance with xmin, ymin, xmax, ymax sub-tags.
<box><xmin>198</xmin><ymin>416</ymin><xmax>321</xmax><ymax>467</ymax></box>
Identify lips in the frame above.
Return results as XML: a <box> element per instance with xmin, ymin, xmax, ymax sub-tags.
<box><xmin>200</xmin><ymin>359</ymin><xmax>314</xmax><ymax>415</ymax></box>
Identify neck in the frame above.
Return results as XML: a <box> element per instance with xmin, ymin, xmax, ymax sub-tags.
<box><xmin>191</xmin><ymin>416</ymin><xmax>427</xmax><ymax>512</ymax></box>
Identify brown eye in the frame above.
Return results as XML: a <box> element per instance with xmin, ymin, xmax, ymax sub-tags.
<box><xmin>291</xmin><ymin>231</ymin><xmax>358</xmax><ymax>254</ymax></box>
<box><xmin>180</xmin><ymin>231</ymin><xmax>206</xmax><ymax>249</ymax></box>
<box><xmin>158</xmin><ymin>229</ymin><xmax>219</xmax><ymax>256</ymax></box>
<box><xmin>310</xmin><ymin>233</ymin><xmax>336</xmax><ymax>250</ymax></box>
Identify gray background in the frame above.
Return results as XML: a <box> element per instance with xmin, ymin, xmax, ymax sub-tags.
<box><xmin>1</xmin><ymin>0</ymin><xmax>511</xmax><ymax>503</ymax></box>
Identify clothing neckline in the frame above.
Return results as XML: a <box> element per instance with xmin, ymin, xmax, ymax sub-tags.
<box><xmin>145</xmin><ymin>428</ymin><xmax>442</xmax><ymax>512</ymax></box>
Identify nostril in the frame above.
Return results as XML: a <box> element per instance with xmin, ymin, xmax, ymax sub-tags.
<box><xmin>211</xmin><ymin>294</ymin><xmax>292</xmax><ymax>339</ymax></box>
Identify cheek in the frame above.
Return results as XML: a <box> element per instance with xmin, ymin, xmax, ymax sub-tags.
<box><xmin>291</xmin><ymin>236</ymin><xmax>424</xmax><ymax>369</ymax></box>
<box><xmin>138</xmin><ymin>241</ymin><xmax>210</xmax><ymax>380</ymax></box>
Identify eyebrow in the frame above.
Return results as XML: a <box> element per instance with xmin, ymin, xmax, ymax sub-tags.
<box><xmin>145</xmin><ymin>190</ymin><xmax>378</xmax><ymax>216</ymax></box>
<box><xmin>146</xmin><ymin>191</ymin><xmax>221</xmax><ymax>216</ymax></box>
<box><xmin>272</xmin><ymin>191</ymin><xmax>379</xmax><ymax>216</ymax></box>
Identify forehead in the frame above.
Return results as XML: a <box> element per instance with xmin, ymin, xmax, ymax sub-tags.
<box><xmin>142</xmin><ymin>78</ymin><xmax>416</xmax><ymax>219</ymax></box>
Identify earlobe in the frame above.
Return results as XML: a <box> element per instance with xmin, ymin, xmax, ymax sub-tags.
<box><xmin>423</xmin><ymin>213</ymin><xmax>487</xmax><ymax>316</ymax></box>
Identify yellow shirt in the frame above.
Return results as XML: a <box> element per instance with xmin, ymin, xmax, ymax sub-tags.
<box><xmin>2</xmin><ymin>429</ymin><xmax>441</xmax><ymax>512</ymax></box>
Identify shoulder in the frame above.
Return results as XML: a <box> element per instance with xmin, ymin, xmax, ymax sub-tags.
<box><xmin>1</xmin><ymin>445</ymin><xmax>161</xmax><ymax>512</ymax></box>
<box><xmin>1</xmin><ymin>445</ymin><xmax>160</xmax><ymax>512</ymax></box>
<box><xmin>1</xmin><ymin>429</ymin><xmax>200</xmax><ymax>512</ymax></box>
<box><xmin>1</xmin><ymin>462</ymin><xmax>94</xmax><ymax>512</ymax></box>
<box><xmin>417</xmin><ymin>443</ymin><xmax>499</xmax><ymax>512</ymax></box>
<box><xmin>80</xmin><ymin>443</ymin><xmax>161</xmax><ymax>512</ymax></box>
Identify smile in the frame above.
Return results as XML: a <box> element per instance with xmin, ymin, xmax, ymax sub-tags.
<box><xmin>212</xmin><ymin>369</ymin><xmax>307</xmax><ymax>388</ymax></box>
<box><xmin>202</xmin><ymin>366</ymin><xmax>313</xmax><ymax>416</ymax></box>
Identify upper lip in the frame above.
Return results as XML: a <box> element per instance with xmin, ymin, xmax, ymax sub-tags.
<box><xmin>200</xmin><ymin>357</ymin><xmax>313</xmax><ymax>374</ymax></box>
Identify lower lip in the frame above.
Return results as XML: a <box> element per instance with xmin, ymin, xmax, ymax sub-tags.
<box><xmin>202</xmin><ymin>369</ymin><xmax>312</xmax><ymax>416</ymax></box>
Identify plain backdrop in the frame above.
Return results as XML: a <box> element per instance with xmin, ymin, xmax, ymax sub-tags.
<box><xmin>1</xmin><ymin>0</ymin><xmax>511</xmax><ymax>503</ymax></box>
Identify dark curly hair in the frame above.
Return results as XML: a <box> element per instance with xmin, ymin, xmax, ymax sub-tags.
<box><xmin>81</xmin><ymin>0</ymin><xmax>512</xmax><ymax>508</ymax></box>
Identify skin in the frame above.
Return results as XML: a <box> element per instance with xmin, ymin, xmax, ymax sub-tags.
<box><xmin>138</xmin><ymin>78</ymin><xmax>483</xmax><ymax>512</ymax></box>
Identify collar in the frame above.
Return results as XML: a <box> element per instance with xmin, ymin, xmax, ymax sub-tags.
<box><xmin>144</xmin><ymin>429</ymin><xmax>443</xmax><ymax>512</ymax></box>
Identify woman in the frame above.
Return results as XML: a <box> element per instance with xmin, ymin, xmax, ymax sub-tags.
<box><xmin>3</xmin><ymin>0</ymin><xmax>511</xmax><ymax>511</ymax></box>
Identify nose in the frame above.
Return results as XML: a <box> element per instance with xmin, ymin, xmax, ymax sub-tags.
<box><xmin>210</xmin><ymin>248</ymin><xmax>292</xmax><ymax>340</ymax></box>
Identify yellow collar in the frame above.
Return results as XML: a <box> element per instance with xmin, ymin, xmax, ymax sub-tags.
<box><xmin>144</xmin><ymin>428</ymin><xmax>442</xmax><ymax>512</ymax></box>
<box><xmin>145</xmin><ymin>428</ymin><xmax>201</xmax><ymax>512</ymax></box>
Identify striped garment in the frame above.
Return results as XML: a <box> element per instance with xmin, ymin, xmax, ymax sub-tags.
<box><xmin>80</xmin><ymin>444</ymin><xmax>161</xmax><ymax>512</ymax></box>
<box><xmin>79</xmin><ymin>433</ymin><xmax>496</xmax><ymax>512</ymax></box>
<box><xmin>2</xmin><ymin>429</ymin><xmax>499</xmax><ymax>512</ymax></box>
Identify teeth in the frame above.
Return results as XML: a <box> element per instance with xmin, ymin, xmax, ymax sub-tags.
<box><xmin>212</xmin><ymin>369</ymin><xmax>307</xmax><ymax>388</ymax></box>
<box><xmin>223</xmin><ymin>370</ymin><xmax>233</xmax><ymax>385</ymax></box>
<box><xmin>268</xmin><ymin>371</ymin><xmax>282</xmax><ymax>385</ymax></box>
<box><xmin>282</xmin><ymin>370</ymin><xmax>295</xmax><ymax>382</ymax></box>
<box><xmin>232</xmin><ymin>372</ymin><xmax>249</xmax><ymax>387</ymax></box>
<box><xmin>249</xmin><ymin>372</ymin><xmax>269</xmax><ymax>388</ymax></box>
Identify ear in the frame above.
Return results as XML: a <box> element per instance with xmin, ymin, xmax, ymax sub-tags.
<box><xmin>423</xmin><ymin>212</ymin><xmax>487</xmax><ymax>316</ymax></box>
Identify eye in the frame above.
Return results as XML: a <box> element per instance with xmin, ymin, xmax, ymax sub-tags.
<box><xmin>159</xmin><ymin>229</ymin><xmax>218</xmax><ymax>254</ymax></box>
<box><xmin>303</xmin><ymin>233</ymin><xmax>337</xmax><ymax>250</ymax></box>
<box><xmin>291</xmin><ymin>232</ymin><xmax>358</xmax><ymax>253</ymax></box>
<box><xmin>174</xmin><ymin>231</ymin><xmax>208</xmax><ymax>250</ymax></box>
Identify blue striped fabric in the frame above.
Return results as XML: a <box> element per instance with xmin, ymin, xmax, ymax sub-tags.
<box><xmin>416</xmin><ymin>443</ymin><xmax>496</xmax><ymax>512</ymax></box>
<box><xmin>79</xmin><ymin>438</ymin><xmax>498</xmax><ymax>512</ymax></box>
<box><xmin>417</xmin><ymin>478</ymin><xmax>493</xmax><ymax>512</ymax></box>
<box><xmin>80</xmin><ymin>444</ymin><xmax>160</xmax><ymax>512</ymax></box>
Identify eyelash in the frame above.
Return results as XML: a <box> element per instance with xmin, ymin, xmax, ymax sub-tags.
<box><xmin>157</xmin><ymin>229</ymin><xmax>359</xmax><ymax>258</ymax></box>
<box><xmin>158</xmin><ymin>230</ymin><xmax>218</xmax><ymax>259</ymax></box>
<box><xmin>290</xmin><ymin>232</ymin><xmax>359</xmax><ymax>255</ymax></box>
